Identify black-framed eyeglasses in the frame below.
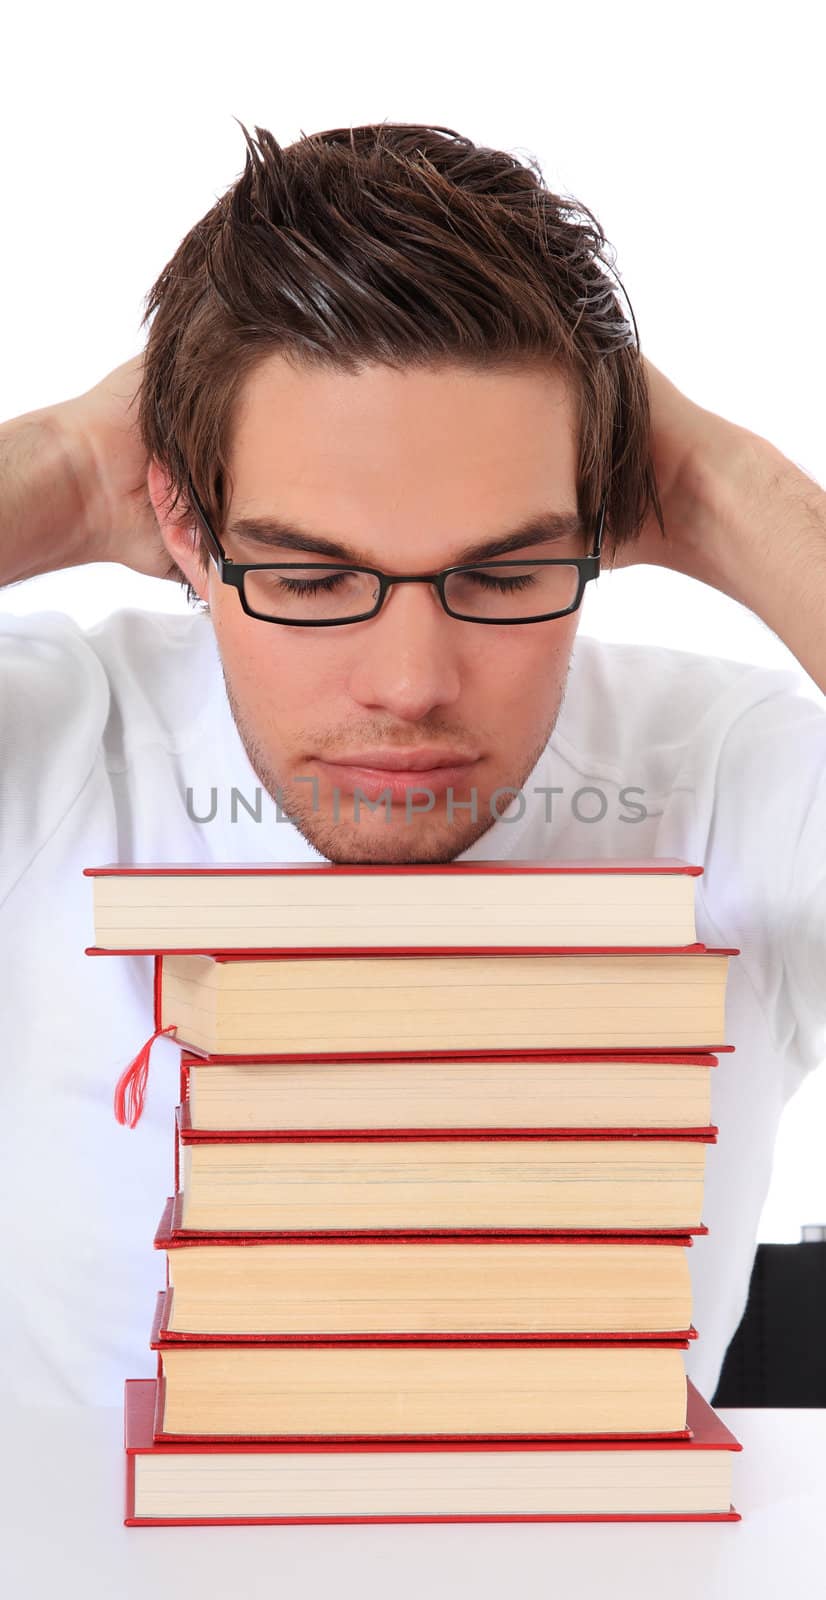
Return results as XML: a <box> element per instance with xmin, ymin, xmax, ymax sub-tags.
<box><xmin>186</xmin><ymin>473</ymin><xmax>605</xmax><ymax>627</ymax></box>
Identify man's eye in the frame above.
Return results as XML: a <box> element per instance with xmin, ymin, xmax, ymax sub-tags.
<box><xmin>274</xmin><ymin>573</ymin><xmax>348</xmax><ymax>595</ymax></box>
<box><xmin>466</xmin><ymin>570</ymin><xmax>538</xmax><ymax>592</ymax></box>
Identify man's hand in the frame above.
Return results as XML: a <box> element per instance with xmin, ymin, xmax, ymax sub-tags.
<box><xmin>1</xmin><ymin>351</ymin><xmax>189</xmax><ymax>588</ymax></box>
<box><xmin>56</xmin><ymin>352</ymin><xmax>185</xmax><ymax>583</ymax></box>
<box><xmin>606</xmin><ymin>357</ymin><xmax>764</xmax><ymax>579</ymax></box>
<box><xmin>607</xmin><ymin>356</ymin><xmax>826</xmax><ymax>693</ymax></box>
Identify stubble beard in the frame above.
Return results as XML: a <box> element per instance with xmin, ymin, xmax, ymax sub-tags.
<box><xmin>221</xmin><ymin>672</ymin><xmax>566</xmax><ymax>864</ymax></box>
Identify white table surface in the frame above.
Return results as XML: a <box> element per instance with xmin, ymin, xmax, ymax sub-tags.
<box><xmin>1</xmin><ymin>1401</ymin><xmax>824</xmax><ymax>1599</ymax></box>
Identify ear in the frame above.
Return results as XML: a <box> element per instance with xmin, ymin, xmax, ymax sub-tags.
<box><xmin>146</xmin><ymin>459</ymin><xmax>211</xmax><ymax>603</ymax></box>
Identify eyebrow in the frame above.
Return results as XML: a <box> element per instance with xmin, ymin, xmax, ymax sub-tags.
<box><xmin>225</xmin><ymin>509</ymin><xmax>586</xmax><ymax>565</ymax></box>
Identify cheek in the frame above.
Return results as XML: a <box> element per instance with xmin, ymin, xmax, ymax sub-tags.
<box><xmin>471</xmin><ymin>622</ymin><xmax>575</xmax><ymax>716</ymax></box>
<box><xmin>214</xmin><ymin>601</ymin><xmax>344</xmax><ymax>723</ymax></box>
<box><xmin>210</xmin><ymin>592</ymin><xmax>280</xmax><ymax>700</ymax></box>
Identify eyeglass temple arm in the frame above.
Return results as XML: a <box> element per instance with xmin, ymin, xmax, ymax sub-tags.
<box><xmin>592</xmin><ymin>497</ymin><xmax>606</xmax><ymax>561</ymax></box>
<box><xmin>187</xmin><ymin>474</ymin><xmax>225</xmax><ymax>566</ymax></box>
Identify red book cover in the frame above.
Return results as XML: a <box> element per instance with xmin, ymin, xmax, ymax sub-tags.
<box><xmin>124</xmin><ymin>1375</ymin><xmax>741</xmax><ymax>1525</ymax></box>
<box><xmin>148</xmin><ymin>1290</ymin><xmax>694</xmax><ymax>1444</ymax></box>
<box><xmin>87</xmin><ymin>859</ymin><xmax>706</xmax><ymax>874</ymax></box>
<box><xmin>151</xmin><ymin>1217</ymin><xmax>700</xmax><ymax>1343</ymax></box>
<box><xmin>177</xmin><ymin>1040</ymin><xmax>735</xmax><ymax>1064</ymax></box>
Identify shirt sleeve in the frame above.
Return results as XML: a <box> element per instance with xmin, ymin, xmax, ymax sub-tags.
<box><xmin>700</xmin><ymin>672</ymin><xmax>826</xmax><ymax>1098</ymax></box>
<box><xmin>784</xmin><ymin>749</ymin><xmax>826</xmax><ymax>1081</ymax></box>
<box><xmin>0</xmin><ymin>610</ymin><xmax>112</xmax><ymax>909</ymax></box>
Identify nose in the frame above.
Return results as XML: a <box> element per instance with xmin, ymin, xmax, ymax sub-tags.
<box><xmin>346</xmin><ymin>578</ymin><xmax>462</xmax><ymax>721</ymax></box>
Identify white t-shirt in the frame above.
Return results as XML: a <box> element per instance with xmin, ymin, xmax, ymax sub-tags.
<box><xmin>2</xmin><ymin>606</ymin><xmax>825</xmax><ymax>1408</ymax></box>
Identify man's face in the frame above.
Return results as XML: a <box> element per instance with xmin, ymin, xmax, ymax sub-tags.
<box><xmin>153</xmin><ymin>356</ymin><xmax>587</xmax><ymax>863</ymax></box>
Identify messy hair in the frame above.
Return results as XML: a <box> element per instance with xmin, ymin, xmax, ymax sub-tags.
<box><xmin>138</xmin><ymin>119</ymin><xmax>664</xmax><ymax>605</ymax></box>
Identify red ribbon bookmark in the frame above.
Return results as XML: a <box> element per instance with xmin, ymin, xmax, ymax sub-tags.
<box><xmin>113</xmin><ymin>1025</ymin><xmax>178</xmax><ymax>1128</ymax></box>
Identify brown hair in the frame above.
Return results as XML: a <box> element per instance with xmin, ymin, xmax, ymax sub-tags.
<box><xmin>138</xmin><ymin>119</ymin><xmax>664</xmax><ymax>605</ymax></box>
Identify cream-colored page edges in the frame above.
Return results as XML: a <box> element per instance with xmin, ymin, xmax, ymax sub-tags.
<box><xmin>187</xmin><ymin>1057</ymin><xmax>713</xmax><ymax>1129</ymax></box>
<box><xmin>133</xmin><ymin>1441</ymin><xmax>732</xmax><ymax>1518</ymax></box>
<box><xmin>166</xmin><ymin>1239</ymin><xmax>692</xmax><ymax>1334</ymax></box>
<box><xmin>162</xmin><ymin>952</ymin><xmax>729</xmax><ymax>1053</ymax></box>
<box><xmin>179</xmin><ymin>1137</ymin><xmax>707</xmax><ymax>1230</ymax></box>
<box><xmin>94</xmin><ymin>870</ymin><xmax>697</xmax><ymax>948</ymax></box>
<box><xmin>159</xmin><ymin>1343</ymin><xmax>688</xmax><ymax>1436</ymax></box>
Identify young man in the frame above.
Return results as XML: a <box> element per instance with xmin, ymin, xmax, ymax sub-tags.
<box><xmin>2</xmin><ymin>121</ymin><xmax>824</xmax><ymax>1410</ymax></box>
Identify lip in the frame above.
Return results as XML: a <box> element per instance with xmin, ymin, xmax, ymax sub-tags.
<box><xmin>314</xmin><ymin>755</ymin><xmax>481</xmax><ymax>803</ymax></box>
<box><xmin>324</xmin><ymin>748</ymin><xmax>479</xmax><ymax>772</ymax></box>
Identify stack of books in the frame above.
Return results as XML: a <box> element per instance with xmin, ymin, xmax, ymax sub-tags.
<box><xmin>85</xmin><ymin>858</ymin><xmax>743</xmax><ymax>1525</ymax></box>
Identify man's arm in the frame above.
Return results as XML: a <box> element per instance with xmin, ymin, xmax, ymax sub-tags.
<box><xmin>611</xmin><ymin>359</ymin><xmax>826</xmax><ymax>695</ymax></box>
<box><xmin>0</xmin><ymin>354</ymin><xmax>184</xmax><ymax>588</ymax></box>
<box><xmin>705</xmin><ymin>443</ymin><xmax>826</xmax><ymax>694</ymax></box>
<box><xmin>0</xmin><ymin>407</ymin><xmax>93</xmax><ymax>586</ymax></box>
<box><xmin>607</xmin><ymin>360</ymin><xmax>825</xmax><ymax>1077</ymax></box>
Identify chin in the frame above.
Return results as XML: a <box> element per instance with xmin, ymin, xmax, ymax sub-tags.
<box><xmin>290</xmin><ymin>811</ymin><xmax>495</xmax><ymax>865</ymax></box>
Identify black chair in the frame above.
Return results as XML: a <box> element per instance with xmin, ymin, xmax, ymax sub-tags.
<box><xmin>712</xmin><ymin>1232</ymin><xmax>826</xmax><ymax>1407</ymax></box>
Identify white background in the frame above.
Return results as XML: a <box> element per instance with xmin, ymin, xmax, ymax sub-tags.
<box><xmin>2</xmin><ymin>0</ymin><xmax>824</xmax><ymax>1240</ymax></box>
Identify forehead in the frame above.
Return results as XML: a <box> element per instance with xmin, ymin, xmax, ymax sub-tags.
<box><xmin>228</xmin><ymin>355</ymin><xmax>579</xmax><ymax>514</ymax></box>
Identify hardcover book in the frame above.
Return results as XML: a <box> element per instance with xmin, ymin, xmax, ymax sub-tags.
<box><xmin>172</xmin><ymin>1109</ymin><xmax>717</xmax><ymax>1234</ymax></box>
<box><xmin>124</xmin><ymin>1376</ymin><xmax>742</xmax><ymax>1523</ymax></box>
<box><xmin>154</xmin><ymin>1197</ymin><xmax>698</xmax><ymax>1337</ymax></box>
<box><xmin>149</xmin><ymin>1290</ymin><xmax>693</xmax><ymax>1441</ymax></box>
<box><xmin>178</xmin><ymin>1048</ymin><xmax>720</xmax><ymax>1133</ymax></box>
<box><xmin>84</xmin><ymin>857</ymin><xmax>705</xmax><ymax>954</ymax></box>
<box><xmin>143</xmin><ymin>947</ymin><xmax>736</xmax><ymax>1057</ymax></box>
